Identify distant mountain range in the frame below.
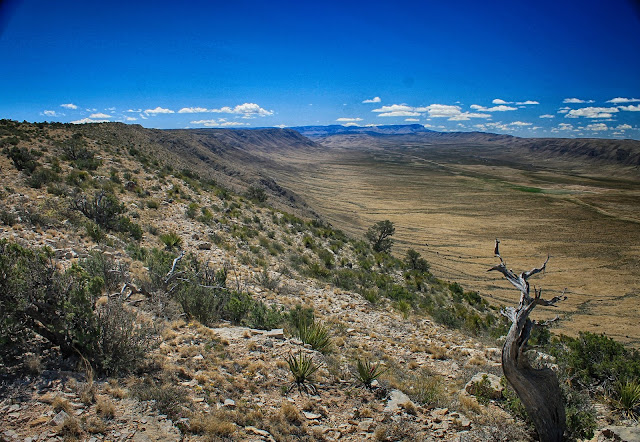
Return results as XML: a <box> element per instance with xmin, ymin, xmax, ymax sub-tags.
<box><xmin>289</xmin><ymin>124</ymin><xmax>640</xmax><ymax>167</ymax></box>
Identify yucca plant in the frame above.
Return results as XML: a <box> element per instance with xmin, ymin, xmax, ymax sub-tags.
<box><xmin>159</xmin><ymin>232</ymin><xmax>182</xmax><ymax>250</ymax></box>
<box><xmin>286</xmin><ymin>350</ymin><xmax>319</xmax><ymax>395</ymax></box>
<box><xmin>297</xmin><ymin>319</ymin><xmax>332</xmax><ymax>353</ymax></box>
<box><xmin>615</xmin><ymin>380</ymin><xmax>640</xmax><ymax>419</ymax></box>
<box><xmin>355</xmin><ymin>358</ymin><xmax>387</xmax><ymax>389</ymax></box>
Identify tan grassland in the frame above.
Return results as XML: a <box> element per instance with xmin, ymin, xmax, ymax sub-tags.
<box><xmin>265</xmin><ymin>142</ymin><xmax>640</xmax><ymax>345</ymax></box>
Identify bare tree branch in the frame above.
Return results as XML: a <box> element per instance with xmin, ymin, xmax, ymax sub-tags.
<box><xmin>489</xmin><ymin>239</ymin><xmax>566</xmax><ymax>442</ymax></box>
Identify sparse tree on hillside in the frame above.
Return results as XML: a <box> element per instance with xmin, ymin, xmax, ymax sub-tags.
<box><xmin>405</xmin><ymin>248</ymin><xmax>429</xmax><ymax>272</ymax></box>
<box><xmin>366</xmin><ymin>220</ymin><xmax>395</xmax><ymax>253</ymax></box>
<box><xmin>489</xmin><ymin>240</ymin><xmax>567</xmax><ymax>442</ymax></box>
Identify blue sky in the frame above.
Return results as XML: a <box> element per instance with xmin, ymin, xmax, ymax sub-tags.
<box><xmin>1</xmin><ymin>0</ymin><xmax>639</xmax><ymax>139</ymax></box>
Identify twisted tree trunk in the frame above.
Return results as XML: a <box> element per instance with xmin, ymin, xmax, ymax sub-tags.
<box><xmin>489</xmin><ymin>240</ymin><xmax>566</xmax><ymax>442</ymax></box>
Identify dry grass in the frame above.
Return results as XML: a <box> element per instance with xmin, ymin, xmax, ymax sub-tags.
<box><xmin>52</xmin><ymin>396</ymin><xmax>72</xmax><ymax>414</ymax></box>
<box><xmin>96</xmin><ymin>397</ymin><xmax>116</xmax><ymax>419</ymax></box>
<box><xmin>265</xmin><ymin>143</ymin><xmax>640</xmax><ymax>345</ymax></box>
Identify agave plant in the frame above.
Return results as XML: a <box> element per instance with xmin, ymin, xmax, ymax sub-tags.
<box><xmin>286</xmin><ymin>350</ymin><xmax>319</xmax><ymax>395</ymax></box>
<box><xmin>615</xmin><ymin>380</ymin><xmax>640</xmax><ymax>419</ymax></box>
<box><xmin>355</xmin><ymin>358</ymin><xmax>387</xmax><ymax>389</ymax></box>
<box><xmin>297</xmin><ymin>319</ymin><xmax>332</xmax><ymax>353</ymax></box>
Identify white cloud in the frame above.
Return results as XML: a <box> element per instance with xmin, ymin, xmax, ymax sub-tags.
<box><xmin>336</xmin><ymin>117</ymin><xmax>363</xmax><ymax>122</ymax></box>
<box><xmin>190</xmin><ymin>119</ymin><xmax>249</xmax><ymax>127</ymax></box>
<box><xmin>362</xmin><ymin>96</ymin><xmax>381</xmax><ymax>103</ymax></box>
<box><xmin>378</xmin><ymin>111</ymin><xmax>421</xmax><ymax>117</ymax></box>
<box><xmin>342</xmin><ymin>122</ymin><xmax>360</xmax><ymax>127</ymax></box>
<box><xmin>563</xmin><ymin>98</ymin><xmax>594</xmax><ymax>104</ymax></box>
<box><xmin>470</xmin><ymin>104</ymin><xmax>518</xmax><ymax>112</ymax></box>
<box><xmin>405</xmin><ymin>118</ymin><xmax>420</xmax><ymax>122</ymax></box>
<box><xmin>70</xmin><ymin>118</ymin><xmax>109</xmax><ymax>124</ymax></box>
<box><xmin>492</xmin><ymin>99</ymin><xmax>511</xmax><ymax>104</ymax></box>
<box><xmin>618</xmin><ymin>105</ymin><xmax>640</xmax><ymax>112</ymax></box>
<box><xmin>509</xmin><ymin>121</ymin><xmax>532</xmax><ymax>126</ymax></box>
<box><xmin>43</xmin><ymin>110</ymin><xmax>57</xmax><ymax>117</ymax></box>
<box><xmin>60</xmin><ymin>103</ymin><xmax>77</xmax><ymax>110</ymax></box>
<box><xmin>144</xmin><ymin>107</ymin><xmax>174</xmax><ymax>115</ymax></box>
<box><xmin>127</xmin><ymin>109</ymin><xmax>142</xmax><ymax>113</ymax></box>
<box><xmin>178</xmin><ymin>107</ymin><xmax>209</xmax><ymax>113</ymax></box>
<box><xmin>539</xmin><ymin>114</ymin><xmax>555</xmax><ymax>118</ymax></box>
<box><xmin>373</xmin><ymin>104</ymin><xmax>414</xmax><ymax>113</ymax></box>
<box><xmin>516</xmin><ymin>100</ymin><xmax>539</xmax><ymax>105</ymax></box>
<box><xmin>210</xmin><ymin>103</ymin><xmax>273</xmax><ymax>118</ymax></box>
<box><xmin>372</xmin><ymin>103</ymin><xmax>491</xmax><ymax>121</ymax></box>
<box><xmin>448</xmin><ymin>112</ymin><xmax>491</xmax><ymax>121</ymax></box>
<box><xmin>106</xmin><ymin>107</ymin><xmax>116</xmax><ymax>111</ymax></box>
<box><xmin>124</xmin><ymin>116</ymin><xmax>137</xmax><ymax>121</ymax></box>
<box><xmin>585</xmin><ymin>123</ymin><xmax>608</xmax><ymax>131</ymax></box>
<box><xmin>558</xmin><ymin>123</ymin><xmax>574</xmax><ymax>130</ymax></box>
<box><xmin>565</xmin><ymin>107</ymin><xmax>619</xmax><ymax>118</ymax></box>
<box><xmin>90</xmin><ymin>112</ymin><xmax>112</xmax><ymax>119</ymax></box>
<box><xmin>616</xmin><ymin>124</ymin><xmax>632</xmax><ymax>130</ymax></box>
<box><xmin>420</xmin><ymin>104</ymin><xmax>461</xmax><ymax>117</ymax></box>
<box><xmin>607</xmin><ymin>97</ymin><xmax>640</xmax><ymax>104</ymax></box>
<box><xmin>557</xmin><ymin>107</ymin><xmax>571</xmax><ymax>114</ymax></box>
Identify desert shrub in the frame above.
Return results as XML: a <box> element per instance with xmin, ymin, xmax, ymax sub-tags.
<box><xmin>85</xmin><ymin>221</ymin><xmax>106</xmax><ymax>243</ymax></box>
<box><xmin>116</xmin><ymin>216</ymin><xmax>143</xmax><ymax>240</ymax></box>
<box><xmin>6</xmin><ymin>146</ymin><xmax>38</xmax><ymax>173</ymax></box>
<box><xmin>185</xmin><ymin>202</ymin><xmax>199</xmax><ymax>219</ymax></box>
<box><xmin>73</xmin><ymin>190</ymin><xmax>125</xmax><ymax>231</ymax></box>
<box><xmin>80</xmin><ymin>251</ymin><xmax>128</xmax><ymax>292</ymax></box>
<box><xmin>404</xmin><ymin>248</ymin><xmax>429</xmax><ymax>272</ymax></box>
<box><xmin>431</xmin><ymin>306</ymin><xmax>462</xmax><ymax>329</ymax></box>
<box><xmin>26</xmin><ymin>167</ymin><xmax>60</xmax><ymax>188</ymax></box>
<box><xmin>131</xmin><ymin>379</ymin><xmax>189</xmax><ymax>420</ymax></box>
<box><xmin>248</xmin><ymin>301</ymin><xmax>285</xmax><ymax>330</ymax></box>
<box><xmin>316</xmin><ymin>248</ymin><xmax>334</xmax><ymax>268</ymax></box>
<box><xmin>0</xmin><ymin>240</ymin><xmax>99</xmax><ymax>360</ymax></box>
<box><xmin>0</xmin><ymin>208</ymin><xmax>17</xmax><ymax>226</ymax></box>
<box><xmin>550</xmin><ymin>332</ymin><xmax>640</xmax><ymax>393</ymax></box>
<box><xmin>287</xmin><ymin>305</ymin><xmax>315</xmax><ymax>330</ymax></box>
<box><xmin>562</xmin><ymin>383</ymin><xmax>597</xmax><ymax>441</ymax></box>
<box><xmin>66</xmin><ymin>169</ymin><xmax>92</xmax><ymax>187</ymax></box>
<box><xmin>245</xmin><ymin>186</ymin><xmax>267</xmax><ymax>203</ymax></box>
<box><xmin>95</xmin><ymin>296</ymin><xmax>157</xmax><ymax>375</ymax></box>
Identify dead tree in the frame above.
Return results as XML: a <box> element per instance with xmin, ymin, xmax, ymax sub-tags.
<box><xmin>488</xmin><ymin>239</ymin><xmax>567</xmax><ymax>442</ymax></box>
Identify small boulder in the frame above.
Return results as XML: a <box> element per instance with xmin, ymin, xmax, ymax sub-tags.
<box><xmin>384</xmin><ymin>389</ymin><xmax>415</xmax><ymax>413</ymax></box>
<box><xmin>465</xmin><ymin>373</ymin><xmax>503</xmax><ymax>400</ymax></box>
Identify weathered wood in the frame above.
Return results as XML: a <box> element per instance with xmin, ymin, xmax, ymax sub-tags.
<box><xmin>489</xmin><ymin>240</ymin><xmax>567</xmax><ymax>442</ymax></box>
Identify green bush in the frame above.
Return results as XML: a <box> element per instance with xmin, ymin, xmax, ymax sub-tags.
<box><xmin>95</xmin><ymin>296</ymin><xmax>156</xmax><ymax>375</ymax></box>
<box><xmin>0</xmin><ymin>240</ymin><xmax>98</xmax><ymax>360</ymax></box>
<box><xmin>248</xmin><ymin>302</ymin><xmax>285</xmax><ymax>330</ymax></box>
<box><xmin>73</xmin><ymin>190</ymin><xmax>126</xmax><ymax>231</ymax></box>
<box><xmin>26</xmin><ymin>167</ymin><xmax>60</xmax><ymax>188</ymax></box>
<box><xmin>6</xmin><ymin>146</ymin><xmax>38</xmax><ymax>174</ymax></box>
<box><xmin>550</xmin><ymin>332</ymin><xmax>640</xmax><ymax>393</ymax></box>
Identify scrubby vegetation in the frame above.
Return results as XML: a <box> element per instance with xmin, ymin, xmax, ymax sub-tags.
<box><xmin>1</xmin><ymin>119</ymin><xmax>638</xmax><ymax>441</ymax></box>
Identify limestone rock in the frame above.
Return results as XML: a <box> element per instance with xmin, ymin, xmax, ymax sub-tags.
<box><xmin>384</xmin><ymin>389</ymin><xmax>415</xmax><ymax>413</ymax></box>
<box><xmin>465</xmin><ymin>373</ymin><xmax>503</xmax><ymax>400</ymax></box>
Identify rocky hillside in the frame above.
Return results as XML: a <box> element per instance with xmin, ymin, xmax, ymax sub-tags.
<box><xmin>0</xmin><ymin>120</ymin><xmax>638</xmax><ymax>441</ymax></box>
